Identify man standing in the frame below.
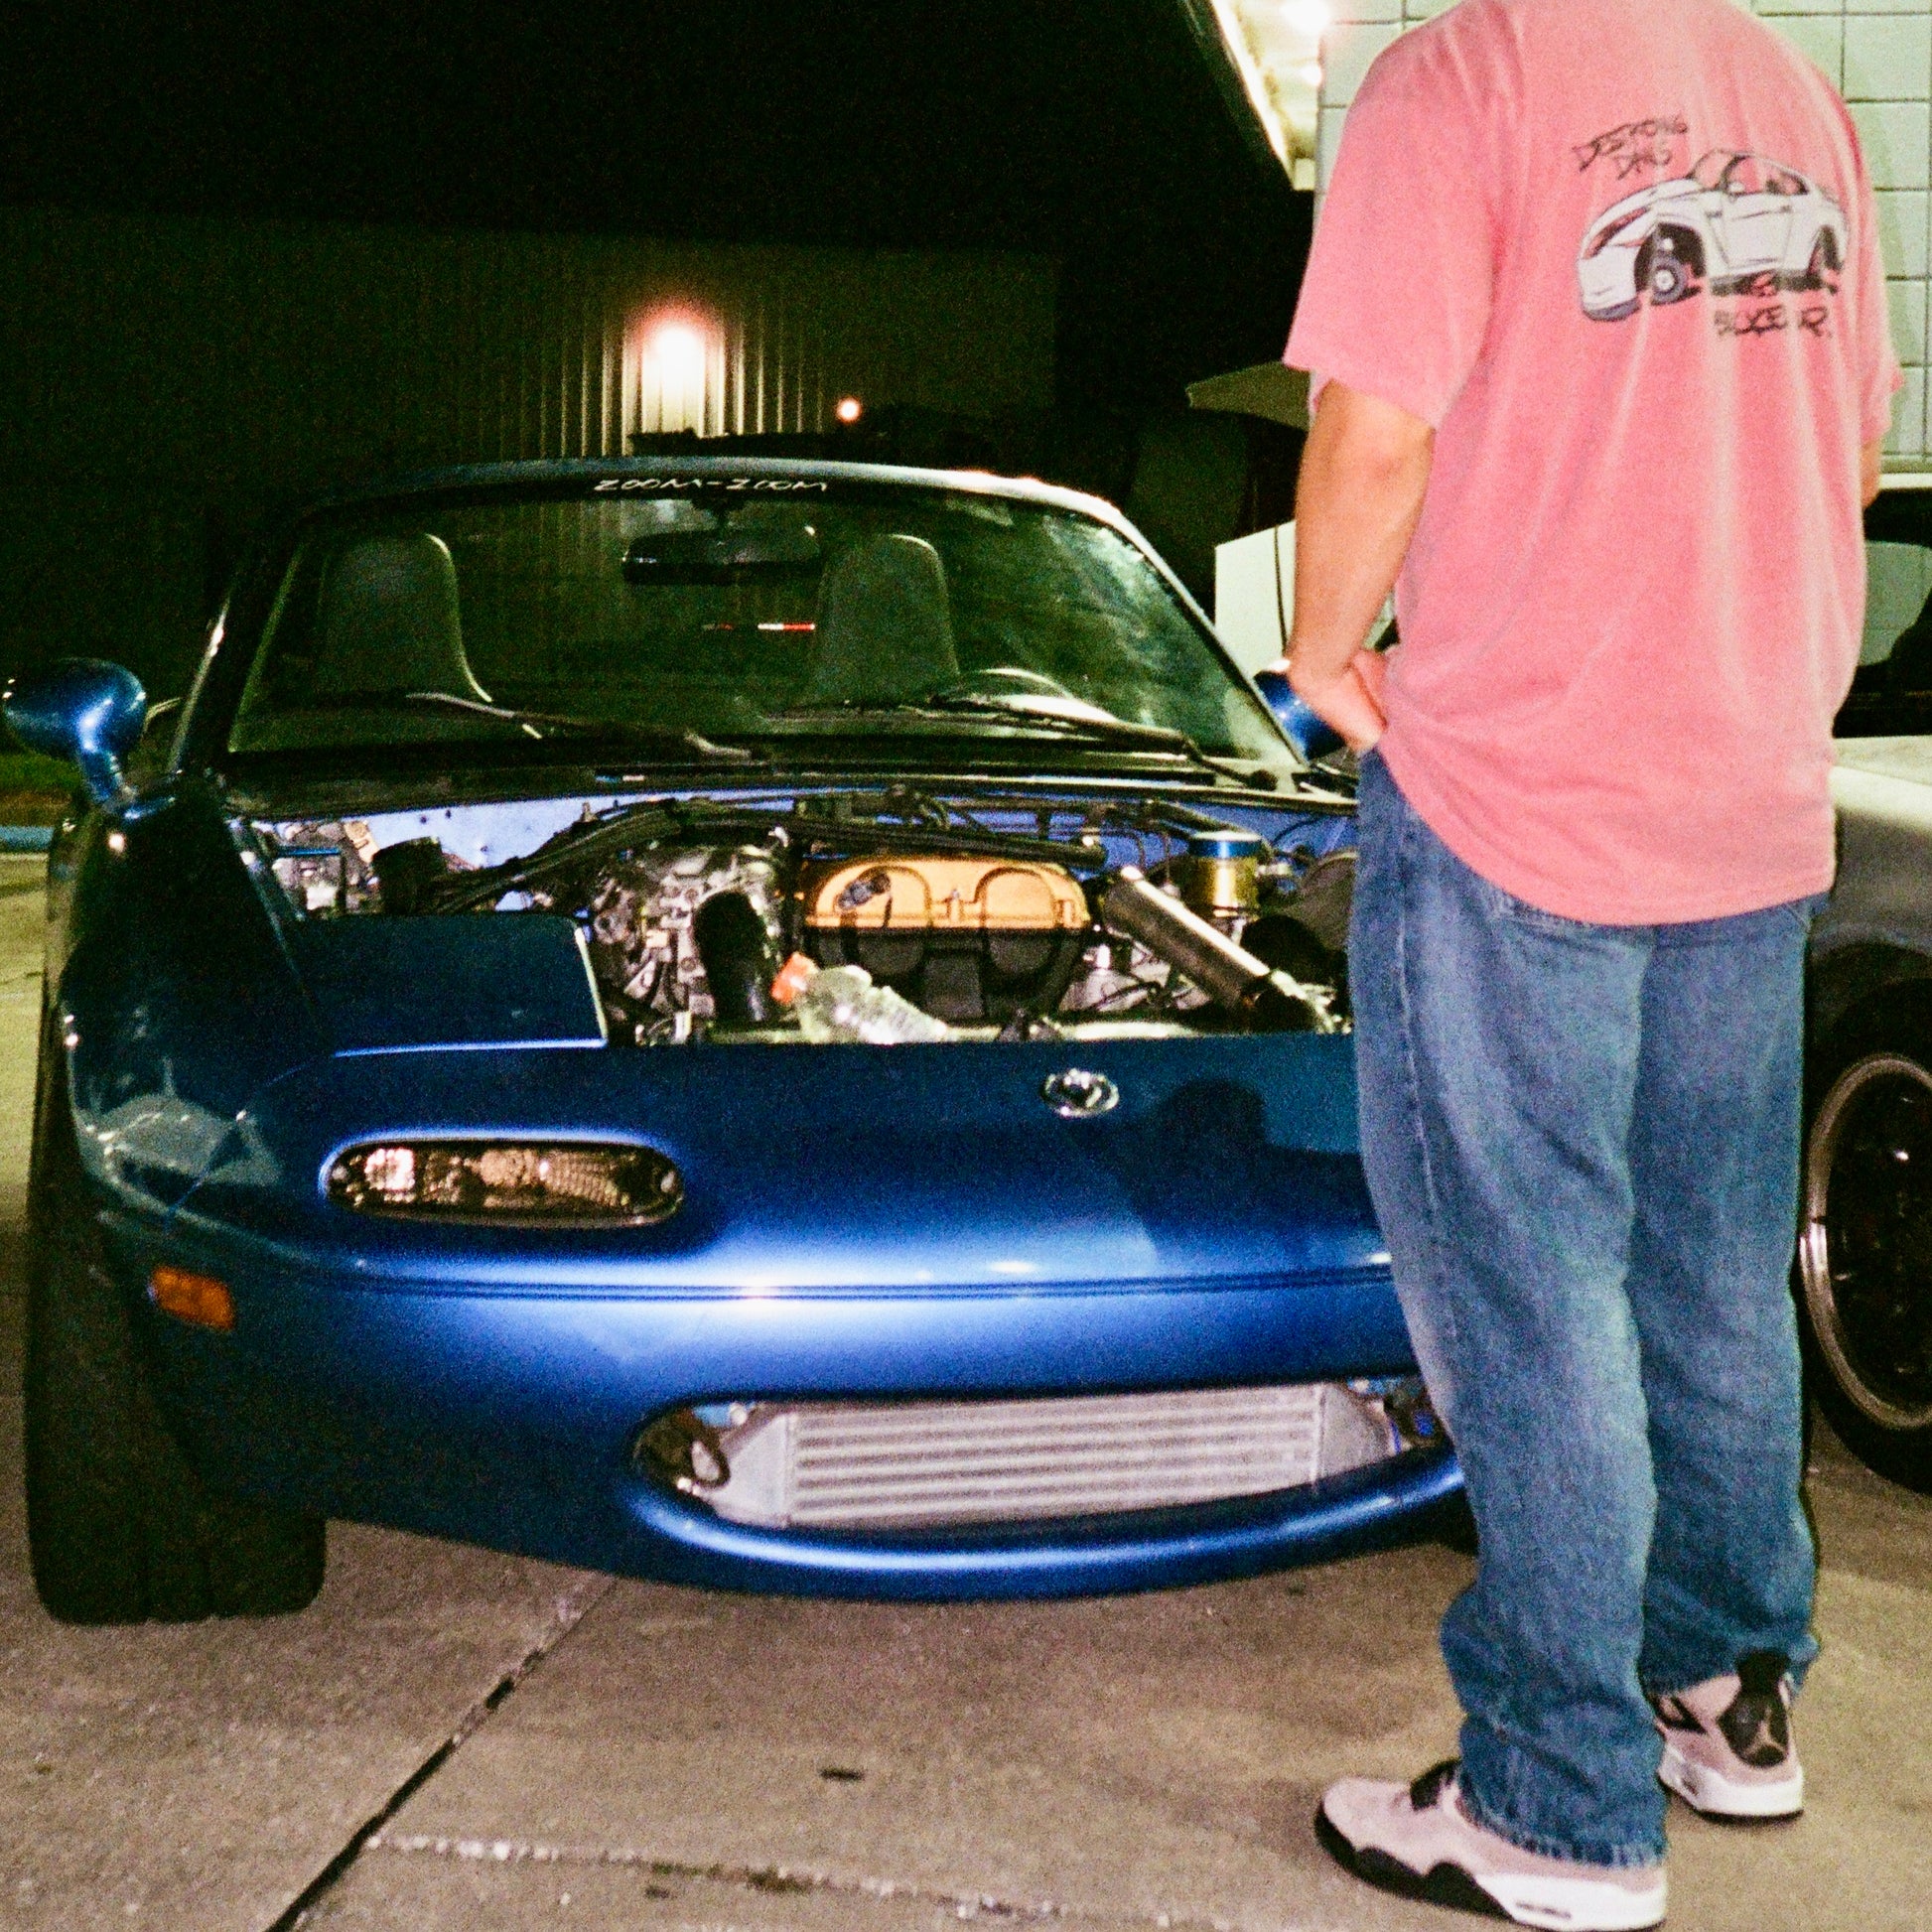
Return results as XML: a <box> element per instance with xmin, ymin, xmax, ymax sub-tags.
<box><xmin>1276</xmin><ymin>1</ymin><xmax>1898</xmax><ymax>1926</ymax></box>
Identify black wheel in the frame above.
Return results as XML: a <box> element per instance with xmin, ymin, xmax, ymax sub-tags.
<box><xmin>1644</xmin><ymin>245</ymin><xmax>1692</xmax><ymax>306</ymax></box>
<box><xmin>1796</xmin><ymin>1031</ymin><xmax>1932</xmax><ymax>1492</ymax></box>
<box><xmin>24</xmin><ymin>1021</ymin><xmax>325</xmax><ymax>1622</ymax></box>
<box><xmin>1807</xmin><ymin>231</ymin><xmax>1839</xmax><ymax>284</ymax></box>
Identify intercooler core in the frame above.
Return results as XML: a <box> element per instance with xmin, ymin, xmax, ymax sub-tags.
<box><xmin>634</xmin><ymin>1383</ymin><xmax>1411</xmax><ymax>1531</ymax></box>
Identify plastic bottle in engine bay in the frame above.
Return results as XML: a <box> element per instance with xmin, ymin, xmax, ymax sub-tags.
<box><xmin>769</xmin><ymin>953</ymin><xmax>952</xmax><ymax>1044</ymax></box>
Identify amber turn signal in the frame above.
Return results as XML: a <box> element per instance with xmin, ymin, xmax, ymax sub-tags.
<box><xmin>149</xmin><ymin>1266</ymin><xmax>235</xmax><ymax>1332</ymax></box>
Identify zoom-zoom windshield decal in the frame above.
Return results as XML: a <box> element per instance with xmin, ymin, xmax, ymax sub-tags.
<box><xmin>592</xmin><ymin>477</ymin><xmax>830</xmax><ymax>492</ymax></box>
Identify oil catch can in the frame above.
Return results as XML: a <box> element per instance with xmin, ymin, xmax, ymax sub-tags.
<box><xmin>1178</xmin><ymin>827</ymin><xmax>1263</xmax><ymax>924</ymax></box>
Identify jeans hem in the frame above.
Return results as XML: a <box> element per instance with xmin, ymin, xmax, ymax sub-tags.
<box><xmin>1640</xmin><ymin>1626</ymin><xmax>1820</xmax><ymax>1706</ymax></box>
<box><xmin>1456</xmin><ymin>1775</ymin><xmax>1668</xmax><ymax>1871</ymax></box>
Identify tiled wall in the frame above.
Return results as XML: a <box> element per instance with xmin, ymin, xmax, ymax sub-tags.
<box><xmin>1314</xmin><ymin>0</ymin><xmax>1932</xmax><ymax>458</ymax></box>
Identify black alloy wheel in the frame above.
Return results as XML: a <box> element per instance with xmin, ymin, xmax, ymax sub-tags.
<box><xmin>24</xmin><ymin>1012</ymin><xmax>326</xmax><ymax>1622</ymax></box>
<box><xmin>1797</xmin><ymin>1040</ymin><xmax>1932</xmax><ymax>1492</ymax></box>
<box><xmin>1647</xmin><ymin>249</ymin><xmax>1692</xmax><ymax>306</ymax></box>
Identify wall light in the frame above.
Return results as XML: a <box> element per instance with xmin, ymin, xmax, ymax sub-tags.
<box><xmin>647</xmin><ymin>321</ymin><xmax>709</xmax><ymax>382</ymax></box>
<box><xmin>835</xmin><ymin>396</ymin><xmax>864</xmax><ymax>425</ymax></box>
<box><xmin>634</xmin><ymin>309</ymin><xmax>719</xmax><ymax>439</ymax></box>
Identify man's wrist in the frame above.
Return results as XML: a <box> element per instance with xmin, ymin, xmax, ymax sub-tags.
<box><xmin>1284</xmin><ymin>646</ymin><xmax>1387</xmax><ymax>754</ymax></box>
<box><xmin>1284</xmin><ymin>648</ymin><xmax>1352</xmax><ymax>700</ymax></box>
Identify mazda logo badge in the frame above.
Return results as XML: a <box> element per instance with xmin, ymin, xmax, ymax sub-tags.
<box><xmin>1041</xmin><ymin>1067</ymin><xmax>1119</xmax><ymax>1120</ymax></box>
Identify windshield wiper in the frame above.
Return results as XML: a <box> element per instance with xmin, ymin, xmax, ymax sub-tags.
<box><xmin>773</xmin><ymin>694</ymin><xmax>1276</xmax><ymax>787</ymax></box>
<box><xmin>399</xmin><ymin>691</ymin><xmax>759</xmax><ymax>762</ymax></box>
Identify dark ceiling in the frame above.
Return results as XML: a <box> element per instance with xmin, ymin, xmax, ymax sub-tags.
<box><xmin>3</xmin><ymin>0</ymin><xmax>1311</xmax><ymax>413</ymax></box>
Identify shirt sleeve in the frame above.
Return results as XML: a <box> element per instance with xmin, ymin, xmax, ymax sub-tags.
<box><xmin>1839</xmin><ymin>105</ymin><xmax>1904</xmax><ymax>447</ymax></box>
<box><xmin>1284</xmin><ymin>33</ymin><xmax>1501</xmax><ymax>430</ymax></box>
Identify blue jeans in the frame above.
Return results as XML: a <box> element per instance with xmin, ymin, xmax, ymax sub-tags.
<box><xmin>1350</xmin><ymin>753</ymin><xmax>1818</xmax><ymax>1867</ymax></box>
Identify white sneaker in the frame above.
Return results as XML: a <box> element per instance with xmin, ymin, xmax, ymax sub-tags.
<box><xmin>1316</xmin><ymin>1759</ymin><xmax>1667</xmax><ymax>1930</ymax></box>
<box><xmin>1651</xmin><ymin>1650</ymin><xmax>1804</xmax><ymax>1821</ymax></box>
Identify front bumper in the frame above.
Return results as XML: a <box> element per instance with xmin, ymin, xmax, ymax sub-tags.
<box><xmin>118</xmin><ymin>1216</ymin><xmax>1458</xmax><ymax>1598</ymax></box>
<box><xmin>1578</xmin><ymin>246</ymin><xmax>1642</xmax><ymax>321</ymax></box>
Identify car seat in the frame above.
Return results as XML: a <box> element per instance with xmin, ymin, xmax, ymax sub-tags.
<box><xmin>309</xmin><ymin>533</ymin><xmax>490</xmax><ymax>704</ymax></box>
<box><xmin>795</xmin><ymin>532</ymin><xmax>959</xmax><ymax>707</ymax></box>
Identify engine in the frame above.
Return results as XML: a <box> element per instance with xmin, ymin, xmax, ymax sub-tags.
<box><xmin>585</xmin><ymin>845</ymin><xmax>789</xmax><ymax>1043</ymax></box>
<box><xmin>253</xmin><ymin>800</ymin><xmax>1353</xmax><ymax>1045</ymax></box>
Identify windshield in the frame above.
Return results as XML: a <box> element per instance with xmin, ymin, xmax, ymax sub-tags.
<box><xmin>1691</xmin><ymin>150</ymin><xmax>1737</xmax><ymax>192</ymax></box>
<box><xmin>228</xmin><ymin>479</ymin><xmax>1290</xmax><ymax>771</ymax></box>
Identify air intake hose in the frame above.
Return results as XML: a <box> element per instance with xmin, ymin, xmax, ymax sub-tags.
<box><xmin>693</xmin><ymin>892</ymin><xmax>782</xmax><ymax>1027</ymax></box>
<box><xmin>1100</xmin><ymin>868</ymin><xmax>1332</xmax><ymax>1033</ymax></box>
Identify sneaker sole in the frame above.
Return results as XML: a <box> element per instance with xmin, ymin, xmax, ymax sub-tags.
<box><xmin>1314</xmin><ymin>1804</ymin><xmax>1668</xmax><ymax>1931</ymax></box>
<box><xmin>1657</xmin><ymin>1741</ymin><xmax>1803</xmax><ymax>1821</ymax></box>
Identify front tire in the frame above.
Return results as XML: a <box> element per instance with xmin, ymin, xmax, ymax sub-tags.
<box><xmin>1646</xmin><ymin>248</ymin><xmax>1691</xmax><ymax>306</ymax></box>
<box><xmin>24</xmin><ymin>1027</ymin><xmax>325</xmax><ymax>1622</ymax></box>
<box><xmin>1796</xmin><ymin>1029</ymin><xmax>1932</xmax><ymax>1492</ymax></box>
<box><xmin>1638</xmin><ymin>229</ymin><xmax>1701</xmax><ymax>308</ymax></box>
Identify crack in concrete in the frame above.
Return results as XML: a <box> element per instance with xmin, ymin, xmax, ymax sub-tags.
<box><xmin>265</xmin><ymin>1575</ymin><xmax>616</xmax><ymax>1930</ymax></box>
<box><xmin>365</xmin><ymin>1832</ymin><xmax>1236</xmax><ymax>1930</ymax></box>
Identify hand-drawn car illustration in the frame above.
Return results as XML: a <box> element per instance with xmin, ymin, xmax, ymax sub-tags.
<box><xmin>1578</xmin><ymin>149</ymin><xmax>1847</xmax><ymax>323</ymax></box>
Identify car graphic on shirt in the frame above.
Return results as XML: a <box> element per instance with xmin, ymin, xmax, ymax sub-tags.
<box><xmin>1577</xmin><ymin>149</ymin><xmax>1846</xmax><ymax>323</ymax></box>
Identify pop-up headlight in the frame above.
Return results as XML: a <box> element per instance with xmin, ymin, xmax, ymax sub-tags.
<box><xmin>328</xmin><ymin>1141</ymin><xmax>682</xmax><ymax>1225</ymax></box>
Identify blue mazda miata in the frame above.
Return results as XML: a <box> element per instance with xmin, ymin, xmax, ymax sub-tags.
<box><xmin>10</xmin><ymin>458</ymin><xmax>1458</xmax><ymax>1623</ymax></box>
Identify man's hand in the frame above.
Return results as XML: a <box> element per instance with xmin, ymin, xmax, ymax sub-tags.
<box><xmin>1281</xmin><ymin>379</ymin><xmax>1435</xmax><ymax>753</ymax></box>
<box><xmin>1263</xmin><ymin>644</ymin><xmax>1390</xmax><ymax>753</ymax></box>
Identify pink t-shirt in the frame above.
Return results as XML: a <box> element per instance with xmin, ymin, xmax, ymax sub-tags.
<box><xmin>1285</xmin><ymin>0</ymin><xmax>1901</xmax><ymax>923</ymax></box>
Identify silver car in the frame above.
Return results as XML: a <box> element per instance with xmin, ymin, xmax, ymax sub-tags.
<box><xmin>1801</xmin><ymin>468</ymin><xmax>1932</xmax><ymax>1493</ymax></box>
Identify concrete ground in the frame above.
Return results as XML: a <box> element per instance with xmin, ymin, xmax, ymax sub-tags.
<box><xmin>0</xmin><ymin>851</ymin><xmax>1927</xmax><ymax>1932</ymax></box>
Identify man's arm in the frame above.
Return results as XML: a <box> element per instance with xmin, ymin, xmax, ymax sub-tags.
<box><xmin>1271</xmin><ymin>380</ymin><xmax>1435</xmax><ymax>753</ymax></box>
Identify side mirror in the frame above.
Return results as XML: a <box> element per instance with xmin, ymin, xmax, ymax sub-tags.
<box><xmin>3</xmin><ymin>658</ymin><xmax>148</xmax><ymax>806</ymax></box>
<box><xmin>1251</xmin><ymin>667</ymin><xmax>1344</xmax><ymax>763</ymax></box>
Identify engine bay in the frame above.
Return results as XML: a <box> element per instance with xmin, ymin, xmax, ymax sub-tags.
<box><xmin>250</xmin><ymin>788</ymin><xmax>1356</xmax><ymax>1045</ymax></box>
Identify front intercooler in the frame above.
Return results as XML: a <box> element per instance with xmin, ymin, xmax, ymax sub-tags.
<box><xmin>638</xmin><ymin>1384</ymin><xmax>1414</xmax><ymax>1532</ymax></box>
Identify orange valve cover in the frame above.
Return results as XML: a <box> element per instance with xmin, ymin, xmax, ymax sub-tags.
<box><xmin>801</xmin><ymin>856</ymin><xmax>1090</xmax><ymax>1025</ymax></box>
<box><xmin>803</xmin><ymin>856</ymin><xmax>1087</xmax><ymax>934</ymax></box>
